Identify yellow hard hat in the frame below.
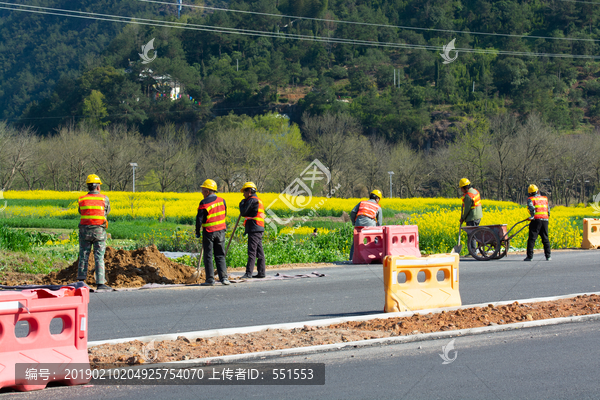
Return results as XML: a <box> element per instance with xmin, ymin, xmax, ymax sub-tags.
<box><xmin>459</xmin><ymin>178</ymin><xmax>471</xmax><ymax>188</ymax></box>
<box><xmin>201</xmin><ymin>179</ymin><xmax>218</xmax><ymax>191</ymax></box>
<box><xmin>370</xmin><ymin>189</ymin><xmax>383</xmax><ymax>199</ymax></box>
<box><xmin>86</xmin><ymin>174</ymin><xmax>102</xmax><ymax>184</ymax></box>
<box><xmin>528</xmin><ymin>184</ymin><xmax>539</xmax><ymax>194</ymax></box>
<box><xmin>240</xmin><ymin>182</ymin><xmax>257</xmax><ymax>192</ymax></box>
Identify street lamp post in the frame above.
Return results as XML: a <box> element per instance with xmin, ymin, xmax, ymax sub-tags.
<box><xmin>129</xmin><ymin>163</ymin><xmax>138</xmax><ymax>192</ymax></box>
<box><xmin>388</xmin><ymin>171</ymin><xmax>394</xmax><ymax>198</ymax></box>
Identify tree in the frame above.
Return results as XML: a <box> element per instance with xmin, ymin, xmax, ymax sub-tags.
<box><xmin>145</xmin><ymin>124</ymin><xmax>194</xmax><ymax>192</ymax></box>
<box><xmin>0</xmin><ymin>123</ymin><xmax>38</xmax><ymax>191</ymax></box>
<box><xmin>92</xmin><ymin>125</ymin><xmax>146</xmax><ymax>191</ymax></box>
<box><xmin>488</xmin><ymin>114</ymin><xmax>518</xmax><ymax>200</ymax></box>
<box><xmin>302</xmin><ymin>112</ymin><xmax>362</xmax><ymax>195</ymax></box>
<box><xmin>82</xmin><ymin>90</ymin><xmax>109</xmax><ymax>128</ymax></box>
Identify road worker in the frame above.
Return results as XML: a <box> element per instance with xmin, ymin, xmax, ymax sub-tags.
<box><xmin>239</xmin><ymin>182</ymin><xmax>266</xmax><ymax>279</ymax></box>
<box><xmin>77</xmin><ymin>174</ymin><xmax>112</xmax><ymax>291</ymax></box>
<box><xmin>459</xmin><ymin>178</ymin><xmax>483</xmax><ymax>226</ymax></box>
<box><xmin>524</xmin><ymin>184</ymin><xmax>551</xmax><ymax>262</ymax></box>
<box><xmin>349</xmin><ymin>189</ymin><xmax>383</xmax><ymax>261</ymax></box>
<box><xmin>195</xmin><ymin>179</ymin><xmax>230</xmax><ymax>286</ymax></box>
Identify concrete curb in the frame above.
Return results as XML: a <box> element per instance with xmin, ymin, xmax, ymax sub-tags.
<box><xmin>140</xmin><ymin>312</ymin><xmax>600</xmax><ymax>369</ymax></box>
<box><xmin>89</xmin><ymin>291</ymin><xmax>600</xmax><ymax>350</ymax></box>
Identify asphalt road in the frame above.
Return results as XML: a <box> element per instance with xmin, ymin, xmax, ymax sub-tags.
<box><xmin>87</xmin><ymin>250</ymin><xmax>600</xmax><ymax>341</ymax></box>
<box><xmin>6</xmin><ymin>317</ymin><xmax>600</xmax><ymax>399</ymax></box>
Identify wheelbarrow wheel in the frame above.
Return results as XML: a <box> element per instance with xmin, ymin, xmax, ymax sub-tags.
<box><xmin>493</xmin><ymin>239</ymin><xmax>509</xmax><ymax>259</ymax></box>
<box><xmin>467</xmin><ymin>227</ymin><xmax>500</xmax><ymax>261</ymax></box>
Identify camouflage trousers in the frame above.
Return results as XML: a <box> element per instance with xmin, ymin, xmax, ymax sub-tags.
<box><xmin>77</xmin><ymin>225</ymin><xmax>107</xmax><ymax>284</ymax></box>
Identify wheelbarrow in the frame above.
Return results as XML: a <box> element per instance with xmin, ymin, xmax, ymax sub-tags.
<box><xmin>460</xmin><ymin>218</ymin><xmax>530</xmax><ymax>261</ymax></box>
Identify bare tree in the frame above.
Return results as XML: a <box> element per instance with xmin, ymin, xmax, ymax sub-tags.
<box><xmin>92</xmin><ymin>125</ymin><xmax>147</xmax><ymax>191</ymax></box>
<box><xmin>448</xmin><ymin>119</ymin><xmax>492</xmax><ymax>196</ymax></box>
<box><xmin>201</xmin><ymin>127</ymin><xmax>250</xmax><ymax>192</ymax></box>
<box><xmin>389</xmin><ymin>142</ymin><xmax>430</xmax><ymax>197</ymax></box>
<box><xmin>303</xmin><ymin>112</ymin><xmax>362</xmax><ymax>195</ymax></box>
<box><xmin>145</xmin><ymin>124</ymin><xmax>194</xmax><ymax>192</ymax></box>
<box><xmin>0</xmin><ymin>124</ymin><xmax>38</xmax><ymax>191</ymax></box>
<box><xmin>488</xmin><ymin>114</ymin><xmax>518</xmax><ymax>200</ymax></box>
<box><xmin>360</xmin><ymin>137</ymin><xmax>390</xmax><ymax>195</ymax></box>
<box><xmin>508</xmin><ymin>113</ymin><xmax>559</xmax><ymax>203</ymax></box>
<box><xmin>55</xmin><ymin>124</ymin><xmax>95</xmax><ymax>191</ymax></box>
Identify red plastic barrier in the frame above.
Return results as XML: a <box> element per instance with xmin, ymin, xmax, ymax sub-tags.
<box><xmin>352</xmin><ymin>226</ymin><xmax>384</xmax><ymax>264</ymax></box>
<box><xmin>0</xmin><ymin>285</ymin><xmax>90</xmax><ymax>392</ymax></box>
<box><xmin>383</xmin><ymin>225</ymin><xmax>421</xmax><ymax>258</ymax></box>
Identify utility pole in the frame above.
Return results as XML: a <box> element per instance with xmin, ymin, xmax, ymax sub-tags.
<box><xmin>129</xmin><ymin>163</ymin><xmax>138</xmax><ymax>192</ymax></box>
<box><xmin>177</xmin><ymin>0</ymin><xmax>182</xmax><ymax>19</ymax></box>
<box><xmin>388</xmin><ymin>171</ymin><xmax>395</xmax><ymax>198</ymax></box>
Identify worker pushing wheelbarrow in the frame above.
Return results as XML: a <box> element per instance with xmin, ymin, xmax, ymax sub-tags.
<box><xmin>460</xmin><ymin>218</ymin><xmax>530</xmax><ymax>261</ymax></box>
<box><xmin>451</xmin><ymin>178</ymin><xmax>530</xmax><ymax>261</ymax></box>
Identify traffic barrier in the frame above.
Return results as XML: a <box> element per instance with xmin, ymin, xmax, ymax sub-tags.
<box><xmin>581</xmin><ymin>218</ymin><xmax>600</xmax><ymax>249</ymax></box>
<box><xmin>0</xmin><ymin>284</ymin><xmax>90</xmax><ymax>392</ymax></box>
<box><xmin>352</xmin><ymin>226</ymin><xmax>384</xmax><ymax>264</ymax></box>
<box><xmin>383</xmin><ymin>225</ymin><xmax>421</xmax><ymax>258</ymax></box>
<box><xmin>383</xmin><ymin>253</ymin><xmax>461</xmax><ymax>312</ymax></box>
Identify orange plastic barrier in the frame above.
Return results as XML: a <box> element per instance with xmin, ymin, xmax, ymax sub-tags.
<box><xmin>0</xmin><ymin>285</ymin><xmax>90</xmax><ymax>392</ymax></box>
<box><xmin>352</xmin><ymin>226</ymin><xmax>384</xmax><ymax>264</ymax></box>
<box><xmin>383</xmin><ymin>225</ymin><xmax>421</xmax><ymax>258</ymax></box>
<box><xmin>383</xmin><ymin>254</ymin><xmax>461</xmax><ymax>312</ymax></box>
<box><xmin>581</xmin><ymin>218</ymin><xmax>600</xmax><ymax>249</ymax></box>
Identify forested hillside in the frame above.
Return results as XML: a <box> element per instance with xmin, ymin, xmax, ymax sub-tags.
<box><xmin>1</xmin><ymin>0</ymin><xmax>600</xmax><ymax>202</ymax></box>
<box><xmin>1</xmin><ymin>0</ymin><xmax>599</xmax><ymax>142</ymax></box>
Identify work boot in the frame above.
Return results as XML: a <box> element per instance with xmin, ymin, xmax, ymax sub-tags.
<box><xmin>221</xmin><ymin>279</ymin><xmax>231</xmax><ymax>286</ymax></box>
<box><xmin>523</xmin><ymin>257</ymin><xmax>532</xmax><ymax>262</ymax></box>
<box><xmin>96</xmin><ymin>284</ymin><xmax>113</xmax><ymax>291</ymax></box>
<box><xmin>241</xmin><ymin>273</ymin><xmax>252</xmax><ymax>279</ymax></box>
<box><xmin>201</xmin><ymin>281</ymin><xmax>215</xmax><ymax>286</ymax></box>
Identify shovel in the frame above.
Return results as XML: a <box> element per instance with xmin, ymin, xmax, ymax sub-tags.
<box><xmin>452</xmin><ymin>203</ymin><xmax>466</xmax><ymax>254</ymax></box>
<box><xmin>186</xmin><ymin>242</ymin><xmax>204</xmax><ymax>283</ymax></box>
<box><xmin>451</xmin><ymin>222</ymin><xmax>463</xmax><ymax>254</ymax></box>
<box><xmin>225</xmin><ymin>215</ymin><xmax>242</xmax><ymax>256</ymax></box>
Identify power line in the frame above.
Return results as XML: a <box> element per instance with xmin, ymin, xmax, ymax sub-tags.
<box><xmin>140</xmin><ymin>0</ymin><xmax>600</xmax><ymax>43</ymax></box>
<box><xmin>1</xmin><ymin>2</ymin><xmax>598</xmax><ymax>59</ymax></box>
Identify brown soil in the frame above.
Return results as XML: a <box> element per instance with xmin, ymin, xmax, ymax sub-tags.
<box><xmin>88</xmin><ymin>294</ymin><xmax>600</xmax><ymax>366</ymax></box>
<box><xmin>1</xmin><ymin>245</ymin><xmax>200</xmax><ymax>288</ymax></box>
<box><xmin>0</xmin><ymin>245</ymin><xmax>340</xmax><ymax>288</ymax></box>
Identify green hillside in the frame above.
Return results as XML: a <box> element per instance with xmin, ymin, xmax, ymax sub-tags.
<box><xmin>1</xmin><ymin>0</ymin><xmax>599</xmax><ymax>143</ymax></box>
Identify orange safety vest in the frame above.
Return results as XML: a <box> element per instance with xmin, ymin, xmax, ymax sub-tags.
<box><xmin>243</xmin><ymin>197</ymin><xmax>265</xmax><ymax>227</ymax></box>
<box><xmin>78</xmin><ymin>193</ymin><xmax>107</xmax><ymax>226</ymax></box>
<box><xmin>356</xmin><ymin>200</ymin><xmax>380</xmax><ymax>220</ymax></box>
<box><xmin>199</xmin><ymin>197</ymin><xmax>227</xmax><ymax>232</ymax></box>
<box><xmin>529</xmin><ymin>195</ymin><xmax>549</xmax><ymax>219</ymax></box>
<box><xmin>462</xmin><ymin>189</ymin><xmax>482</xmax><ymax>209</ymax></box>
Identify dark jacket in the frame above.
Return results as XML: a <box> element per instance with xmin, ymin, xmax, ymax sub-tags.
<box><xmin>195</xmin><ymin>194</ymin><xmax>227</xmax><ymax>237</ymax></box>
<box><xmin>239</xmin><ymin>195</ymin><xmax>265</xmax><ymax>234</ymax></box>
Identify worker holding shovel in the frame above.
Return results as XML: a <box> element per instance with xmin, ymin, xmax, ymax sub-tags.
<box><xmin>195</xmin><ymin>179</ymin><xmax>230</xmax><ymax>286</ymax></box>
<box><xmin>453</xmin><ymin>178</ymin><xmax>483</xmax><ymax>254</ymax></box>
<box><xmin>239</xmin><ymin>182</ymin><xmax>266</xmax><ymax>279</ymax></box>
<box><xmin>459</xmin><ymin>178</ymin><xmax>483</xmax><ymax>227</ymax></box>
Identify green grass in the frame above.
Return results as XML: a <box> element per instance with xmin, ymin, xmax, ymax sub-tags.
<box><xmin>0</xmin><ymin>216</ymin><xmax>197</xmax><ymax>240</ymax></box>
<box><xmin>5</xmin><ymin>199</ymin><xmax>75</xmax><ymax>208</ymax></box>
<box><xmin>175</xmin><ymin>224</ymin><xmax>354</xmax><ymax>268</ymax></box>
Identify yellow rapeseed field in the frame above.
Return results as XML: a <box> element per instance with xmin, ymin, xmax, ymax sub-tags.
<box><xmin>3</xmin><ymin>190</ymin><xmax>596</xmax><ymax>253</ymax></box>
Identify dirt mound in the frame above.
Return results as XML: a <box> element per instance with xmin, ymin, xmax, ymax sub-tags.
<box><xmin>41</xmin><ymin>245</ymin><xmax>201</xmax><ymax>288</ymax></box>
<box><xmin>89</xmin><ymin>294</ymin><xmax>600</xmax><ymax>365</ymax></box>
